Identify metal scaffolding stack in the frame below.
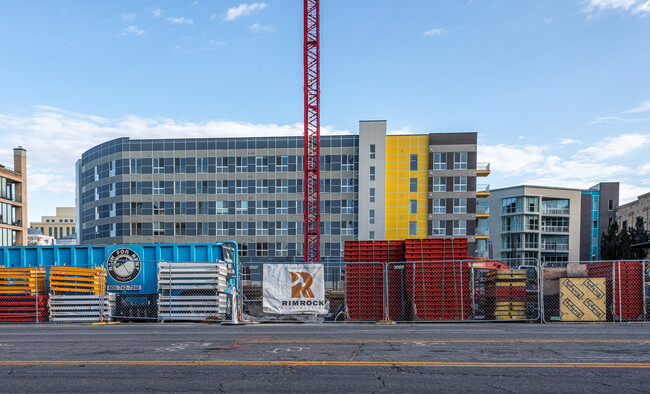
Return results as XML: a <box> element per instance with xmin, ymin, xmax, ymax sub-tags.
<box><xmin>48</xmin><ymin>266</ymin><xmax>108</xmax><ymax>323</ymax></box>
<box><xmin>0</xmin><ymin>267</ymin><xmax>48</xmax><ymax>322</ymax></box>
<box><xmin>484</xmin><ymin>269</ymin><xmax>527</xmax><ymax>320</ymax></box>
<box><xmin>157</xmin><ymin>262</ymin><xmax>228</xmax><ymax>321</ymax></box>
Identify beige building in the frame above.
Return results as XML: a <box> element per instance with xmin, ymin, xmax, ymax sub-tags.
<box><xmin>617</xmin><ymin>192</ymin><xmax>650</xmax><ymax>231</ymax></box>
<box><xmin>0</xmin><ymin>147</ymin><xmax>27</xmax><ymax>246</ymax></box>
<box><xmin>30</xmin><ymin>207</ymin><xmax>76</xmax><ymax>240</ymax></box>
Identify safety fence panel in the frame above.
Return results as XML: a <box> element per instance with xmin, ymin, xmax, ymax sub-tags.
<box><xmin>543</xmin><ymin>261</ymin><xmax>646</xmax><ymax>323</ymax></box>
<box><xmin>240</xmin><ymin>262</ymin><xmax>346</xmax><ymax>322</ymax></box>
<box><xmin>0</xmin><ymin>267</ymin><xmax>47</xmax><ymax>323</ymax></box>
<box><xmin>48</xmin><ymin>265</ymin><xmax>107</xmax><ymax>323</ymax></box>
<box><xmin>473</xmin><ymin>266</ymin><xmax>540</xmax><ymax>321</ymax></box>
<box><xmin>105</xmin><ymin>260</ymin><xmax>158</xmax><ymax>321</ymax></box>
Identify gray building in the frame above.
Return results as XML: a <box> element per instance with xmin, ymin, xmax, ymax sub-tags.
<box><xmin>485</xmin><ymin>183</ymin><xmax>618</xmax><ymax>263</ymax></box>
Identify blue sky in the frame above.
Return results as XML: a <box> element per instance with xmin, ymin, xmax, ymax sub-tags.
<box><xmin>0</xmin><ymin>0</ymin><xmax>649</xmax><ymax>223</ymax></box>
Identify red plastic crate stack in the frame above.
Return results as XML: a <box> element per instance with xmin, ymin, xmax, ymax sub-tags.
<box><xmin>344</xmin><ymin>241</ymin><xmax>405</xmax><ymax>320</ymax></box>
<box><xmin>404</xmin><ymin>238</ymin><xmax>471</xmax><ymax>320</ymax></box>
<box><xmin>587</xmin><ymin>261</ymin><xmax>643</xmax><ymax>320</ymax></box>
<box><xmin>0</xmin><ymin>294</ymin><xmax>49</xmax><ymax>323</ymax></box>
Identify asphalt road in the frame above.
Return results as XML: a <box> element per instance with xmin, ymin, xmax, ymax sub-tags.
<box><xmin>1</xmin><ymin>323</ymin><xmax>649</xmax><ymax>393</ymax></box>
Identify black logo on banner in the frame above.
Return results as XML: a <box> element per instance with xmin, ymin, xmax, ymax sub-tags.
<box><xmin>584</xmin><ymin>279</ymin><xmax>605</xmax><ymax>299</ymax></box>
<box><xmin>107</xmin><ymin>248</ymin><xmax>141</xmax><ymax>283</ymax></box>
<box><xmin>563</xmin><ymin>279</ymin><xmax>584</xmax><ymax>300</ymax></box>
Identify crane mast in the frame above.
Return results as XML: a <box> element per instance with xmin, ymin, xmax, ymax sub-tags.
<box><xmin>303</xmin><ymin>0</ymin><xmax>320</xmax><ymax>263</ymax></box>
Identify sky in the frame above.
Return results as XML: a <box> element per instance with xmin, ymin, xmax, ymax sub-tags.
<box><xmin>0</xmin><ymin>0</ymin><xmax>649</xmax><ymax>224</ymax></box>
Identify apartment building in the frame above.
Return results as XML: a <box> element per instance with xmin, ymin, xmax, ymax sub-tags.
<box><xmin>0</xmin><ymin>147</ymin><xmax>27</xmax><ymax>246</ymax></box>
<box><xmin>30</xmin><ymin>207</ymin><xmax>76</xmax><ymax>239</ymax></box>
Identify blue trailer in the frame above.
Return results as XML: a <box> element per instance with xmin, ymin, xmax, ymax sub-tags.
<box><xmin>0</xmin><ymin>242</ymin><xmax>238</xmax><ymax>319</ymax></box>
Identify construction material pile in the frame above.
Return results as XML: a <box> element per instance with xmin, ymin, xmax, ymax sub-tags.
<box><xmin>0</xmin><ymin>267</ymin><xmax>48</xmax><ymax>322</ymax></box>
<box><xmin>157</xmin><ymin>262</ymin><xmax>228</xmax><ymax>321</ymax></box>
<box><xmin>484</xmin><ymin>269</ymin><xmax>527</xmax><ymax>320</ymax></box>
<box><xmin>48</xmin><ymin>266</ymin><xmax>108</xmax><ymax>323</ymax></box>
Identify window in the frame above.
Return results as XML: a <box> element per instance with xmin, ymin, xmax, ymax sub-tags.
<box><xmin>453</xmin><ymin>176</ymin><xmax>467</xmax><ymax>192</ymax></box>
<box><xmin>276</xmin><ymin>179</ymin><xmax>288</xmax><ymax>194</ymax></box>
<box><xmin>525</xmin><ymin>215</ymin><xmax>539</xmax><ymax>231</ymax></box>
<box><xmin>216</xmin><ymin>157</ymin><xmax>228</xmax><ymax>173</ymax></box>
<box><xmin>153</xmin><ymin>181</ymin><xmax>164</xmax><ymax>195</ymax></box>
<box><xmin>341</xmin><ymin>221</ymin><xmax>355</xmax><ymax>235</ymax></box>
<box><xmin>369</xmin><ymin>210</ymin><xmax>375</xmax><ymax>224</ymax></box>
<box><xmin>256</xmin><ymin>242</ymin><xmax>269</xmax><ymax>257</ymax></box>
<box><xmin>153</xmin><ymin>201</ymin><xmax>164</xmax><ymax>215</ymax></box>
<box><xmin>256</xmin><ymin>201</ymin><xmax>269</xmax><ymax>215</ymax></box>
<box><xmin>95</xmin><ymin>188</ymin><xmax>100</xmax><ymax>200</ymax></box>
<box><xmin>342</xmin><ymin>155</ymin><xmax>354</xmax><ymax>171</ymax></box>
<box><xmin>431</xmin><ymin>220</ymin><xmax>446</xmax><ymax>235</ymax></box>
<box><xmin>409</xmin><ymin>200</ymin><xmax>417</xmax><ymax>214</ymax></box>
<box><xmin>502</xmin><ymin>197</ymin><xmax>523</xmax><ymax>214</ymax></box>
<box><xmin>370</xmin><ymin>166</ymin><xmax>375</xmax><ymax>181</ymax></box>
<box><xmin>153</xmin><ymin>158</ymin><xmax>165</xmax><ymax>174</ymax></box>
<box><xmin>433</xmin><ymin>153</ymin><xmax>446</xmax><ymax>170</ymax></box>
<box><xmin>453</xmin><ymin>198</ymin><xmax>467</xmax><ymax>214</ymax></box>
<box><xmin>197</xmin><ymin>222</ymin><xmax>210</xmax><ymax>236</ymax></box>
<box><xmin>433</xmin><ymin>177</ymin><xmax>446</xmax><ymax>192</ymax></box>
<box><xmin>526</xmin><ymin>197</ymin><xmax>539</xmax><ymax>213</ymax></box>
<box><xmin>342</xmin><ymin>200</ymin><xmax>355</xmax><ymax>214</ymax></box>
<box><xmin>256</xmin><ymin>221</ymin><xmax>268</xmax><ymax>236</ymax></box>
<box><xmin>238</xmin><ymin>243</ymin><xmax>248</xmax><ymax>257</ymax></box>
<box><xmin>130</xmin><ymin>159</ymin><xmax>142</xmax><ymax>174</ymax></box>
<box><xmin>109</xmin><ymin>160</ymin><xmax>116</xmax><ymax>177</ymax></box>
<box><xmin>174</xmin><ymin>181</ymin><xmax>186</xmax><ymax>195</ymax></box>
<box><xmin>432</xmin><ymin>198</ymin><xmax>446</xmax><ymax>214</ymax></box>
<box><xmin>236</xmin><ymin>222</ymin><xmax>247</xmax><ymax>236</ymax></box>
<box><xmin>175</xmin><ymin>202</ymin><xmax>187</xmax><ymax>215</ymax></box>
<box><xmin>525</xmin><ymin>233</ymin><xmax>538</xmax><ymax>249</ymax></box>
<box><xmin>256</xmin><ymin>156</ymin><xmax>268</xmax><ymax>173</ymax></box>
<box><xmin>109</xmin><ymin>203</ymin><xmax>116</xmax><ymax>217</ymax></box>
<box><xmin>409</xmin><ymin>221</ymin><xmax>417</xmax><ymax>236</ymax></box>
<box><xmin>196</xmin><ymin>158</ymin><xmax>209</xmax><ymax>173</ymax></box>
<box><xmin>276</xmin><ymin>221</ymin><xmax>288</xmax><ymax>235</ymax></box>
<box><xmin>369</xmin><ymin>231</ymin><xmax>375</xmax><ymax>240</ymax></box>
<box><xmin>341</xmin><ymin>179</ymin><xmax>354</xmax><ymax>193</ymax></box>
<box><xmin>608</xmin><ymin>199</ymin><xmax>614</xmax><ymax>211</ymax></box>
<box><xmin>216</xmin><ymin>222</ymin><xmax>228</xmax><ymax>236</ymax></box>
<box><xmin>216</xmin><ymin>201</ymin><xmax>228</xmax><ymax>215</ymax></box>
<box><xmin>276</xmin><ymin>156</ymin><xmax>288</xmax><ymax>172</ymax></box>
<box><xmin>153</xmin><ymin>222</ymin><xmax>164</xmax><ymax>236</ymax></box>
<box><xmin>236</xmin><ymin>201</ymin><xmax>248</xmax><ymax>215</ymax></box>
<box><xmin>409</xmin><ymin>178</ymin><xmax>417</xmax><ymax>193</ymax></box>
<box><xmin>276</xmin><ymin>200</ymin><xmax>288</xmax><ymax>214</ymax></box>
<box><xmin>256</xmin><ymin>179</ymin><xmax>268</xmax><ymax>194</ymax></box>
<box><xmin>216</xmin><ymin>180</ymin><xmax>228</xmax><ymax>194</ymax></box>
<box><xmin>454</xmin><ymin>152</ymin><xmax>467</xmax><ymax>170</ymax></box>
<box><xmin>410</xmin><ymin>155</ymin><xmax>418</xmax><ymax>171</ymax></box>
<box><xmin>369</xmin><ymin>188</ymin><xmax>375</xmax><ymax>203</ymax></box>
<box><xmin>276</xmin><ymin>242</ymin><xmax>289</xmax><ymax>257</ymax></box>
<box><xmin>175</xmin><ymin>222</ymin><xmax>187</xmax><ymax>236</ymax></box>
<box><xmin>131</xmin><ymin>223</ymin><xmax>142</xmax><ymax>236</ymax></box>
<box><xmin>453</xmin><ymin>220</ymin><xmax>466</xmax><ymax>235</ymax></box>
<box><xmin>131</xmin><ymin>202</ymin><xmax>142</xmax><ymax>215</ymax></box>
<box><xmin>174</xmin><ymin>158</ymin><xmax>187</xmax><ymax>174</ymax></box>
<box><xmin>109</xmin><ymin>183</ymin><xmax>116</xmax><ymax>197</ymax></box>
<box><xmin>236</xmin><ymin>157</ymin><xmax>248</xmax><ymax>172</ymax></box>
<box><xmin>370</xmin><ymin>144</ymin><xmax>376</xmax><ymax>159</ymax></box>
<box><xmin>94</xmin><ymin>166</ymin><xmax>99</xmax><ymax>181</ymax></box>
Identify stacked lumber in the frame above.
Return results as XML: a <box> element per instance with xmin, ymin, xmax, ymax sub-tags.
<box><xmin>484</xmin><ymin>269</ymin><xmax>527</xmax><ymax>320</ymax></box>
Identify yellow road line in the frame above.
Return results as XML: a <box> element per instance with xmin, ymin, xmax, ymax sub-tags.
<box><xmin>0</xmin><ymin>360</ymin><xmax>648</xmax><ymax>368</ymax></box>
<box><xmin>240</xmin><ymin>339</ymin><xmax>650</xmax><ymax>344</ymax></box>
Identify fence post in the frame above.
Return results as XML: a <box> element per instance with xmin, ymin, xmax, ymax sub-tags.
<box><xmin>35</xmin><ymin>271</ymin><xmax>39</xmax><ymax>323</ymax></box>
<box><xmin>470</xmin><ymin>264</ymin><xmax>475</xmax><ymax>320</ymax></box>
<box><xmin>643</xmin><ymin>261</ymin><xmax>647</xmax><ymax>321</ymax></box>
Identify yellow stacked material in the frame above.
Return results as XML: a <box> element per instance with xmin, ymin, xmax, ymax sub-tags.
<box><xmin>0</xmin><ymin>267</ymin><xmax>47</xmax><ymax>294</ymax></box>
<box><xmin>49</xmin><ymin>266</ymin><xmax>106</xmax><ymax>295</ymax></box>
<box><xmin>485</xmin><ymin>269</ymin><xmax>527</xmax><ymax>320</ymax></box>
<box><xmin>560</xmin><ymin>278</ymin><xmax>606</xmax><ymax>322</ymax></box>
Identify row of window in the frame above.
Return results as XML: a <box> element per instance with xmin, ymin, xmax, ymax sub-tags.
<box><xmin>430</xmin><ymin>198</ymin><xmax>469</xmax><ymax>214</ymax></box>
<box><xmin>432</xmin><ymin>177</ymin><xmax>468</xmax><ymax>192</ymax></box>
<box><xmin>82</xmin><ymin>221</ymin><xmax>358</xmax><ymax>241</ymax></box>
<box><xmin>431</xmin><ymin>152</ymin><xmax>468</xmax><ymax>170</ymax></box>
<box><xmin>0</xmin><ymin>202</ymin><xmax>17</xmax><ymax>226</ymax></box>
<box><xmin>84</xmin><ymin>199</ymin><xmax>358</xmax><ymax>221</ymax></box>
<box><xmin>502</xmin><ymin>215</ymin><xmax>570</xmax><ymax>232</ymax></box>
<box><xmin>88</xmin><ymin>154</ymin><xmax>359</xmax><ymax>182</ymax></box>
<box><xmin>502</xmin><ymin>197</ymin><xmax>570</xmax><ymax>215</ymax></box>
<box><xmin>0</xmin><ymin>177</ymin><xmax>18</xmax><ymax>203</ymax></box>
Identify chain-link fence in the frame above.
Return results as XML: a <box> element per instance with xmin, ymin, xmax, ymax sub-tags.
<box><xmin>0</xmin><ymin>267</ymin><xmax>47</xmax><ymax>323</ymax></box>
<box><xmin>542</xmin><ymin>261</ymin><xmax>646</xmax><ymax>323</ymax></box>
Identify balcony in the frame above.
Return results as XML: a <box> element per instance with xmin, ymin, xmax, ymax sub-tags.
<box><xmin>477</xmin><ymin>162</ymin><xmax>491</xmax><ymax>177</ymax></box>
<box><xmin>476</xmin><ymin>184</ymin><xmax>490</xmax><ymax>198</ymax></box>
<box><xmin>541</xmin><ymin>243</ymin><xmax>569</xmax><ymax>251</ymax></box>
<box><xmin>476</xmin><ymin>204</ymin><xmax>489</xmax><ymax>218</ymax></box>
<box><xmin>475</xmin><ymin>227</ymin><xmax>490</xmax><ymax>237</ymax></box>
<box><xmin>541</xmin><ymin>225</ymin><xmax>569</xmax><ymax>233</ymax></box>
<box><xmin>541</xmin><ymin>207</ymin><xmax>569</xmax><ymax>215</ymax></box>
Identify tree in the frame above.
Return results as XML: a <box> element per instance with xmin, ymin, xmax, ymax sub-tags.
<box><xmin>600</xmin><ymin>217</ymin><xmax>650</xmax><ymax>260</ymax></box>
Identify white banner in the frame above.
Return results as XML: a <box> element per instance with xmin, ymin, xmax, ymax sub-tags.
<box><xmin>262</xmin><ymin>264</ymin><xmax>327</xmax><ymax>314</ymax></box>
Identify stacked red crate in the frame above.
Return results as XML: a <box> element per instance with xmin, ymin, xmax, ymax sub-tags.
<box><xmin>587</xmin><ymin>261</ymin><xmax>643</xmax><ymax>320</ymax></box>
<box><xmin>0</xmin><ymin>294</ymin><xmax>49</xmax><ymax>322</ymax></box>
<box><xmin>404</xmin><ymin>238</ymin><xmax>471</xmax><ymax>320</ymax></box>
<box><xmin>344</xmin><ymin>240</ymin><xmax>406</xmax><ymax>320</ymax></box>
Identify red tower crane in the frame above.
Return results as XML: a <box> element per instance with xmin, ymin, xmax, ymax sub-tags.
<box><xmin>303</xmin><ymin>0</ymin><xmax>320</xmax><ymax>263</ymax></box>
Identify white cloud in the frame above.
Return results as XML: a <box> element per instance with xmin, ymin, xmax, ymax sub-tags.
<box><xmin>574</xmin><ymin>133</ymin><xmax>650</xmax><ymax>160</ymax></box>
<box><xmin>223</xmin><ymin>3</ymin><xmax>267</xmax><ymax>21</ymax></box>
<box><xmin>583</xmin><ymin>0</ymin><xmax>650</xmax><ymax>15</ymax></box>
<box><xmin>424</xmin><ymin>28</ymin><xmax>446</xmax><ymax>36</ymax></box>
<box><xmin>637</xmin><ymin>162</ymin><xmax>650</xmax><ymax>175</ymax></box>
<box><xmin>619</xmin><ymin>183</ymin><xmax>650</xmax><ymax>204</ymax></box>
<box><xmin>250</xmin><ymin>23</ymin><xmax>274</xmax><ymax>33</ymax></box>
<box><xmin>559</xmin><ymin>138</ymin><xmax>578</xmax><ymax>145</ymax></box>
<box><xmin>166</xmin><ymin>17</ymin><xmax>193</xmax><ymax>25</ymax></box>
<box><xmin>121</xmin><ymin>25</ymin><xmax>146</xmax><ymax>36</ymax></box>
<box><xmin>625</xmin><ymin>100</ymin><xmax>650</xmax><ymax>114</ymax></box>
<box><xmin>121</xmin><ymin>13</ymin><xmax>136</xmax><ymax>22</ymax></box>
<box><xmin>148</xmin><ymin>7</ymin><xmax>162</xmax><ymax>18</ymax></box>
<box><xmin>479</xmin><ymin>144</ymin><xmax>547</xmax><ymax>175</ymax></box>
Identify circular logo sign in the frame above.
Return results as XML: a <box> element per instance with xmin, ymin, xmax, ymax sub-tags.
<box><xmin>107</xmin><ymin>248</ymin><xmax>141</xmax><ymax>283</ymax></box>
